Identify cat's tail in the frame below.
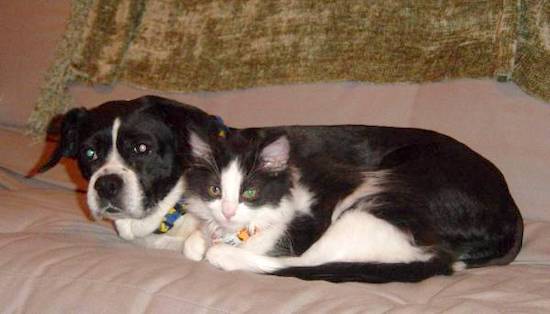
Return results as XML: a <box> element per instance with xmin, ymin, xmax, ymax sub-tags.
<box><xmin>271</xmin><ymin>256</ymin><xmax>460</xmax><ymax>283</ymax></box>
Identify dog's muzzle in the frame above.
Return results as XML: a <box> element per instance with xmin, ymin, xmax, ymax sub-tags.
<box><xmin>94</xmin><ymin>174</ymin><xmax>125</xmax><ymax>215</ymax></box>
<box><xmin>88</xmin><ymin>162</ymin><xmax>144</xmax><ymax>220</ymax></box>
<box><xmin>95</xmin><ymin>174</ymin><xmax>123</xmax><ymax>200</ymax></box>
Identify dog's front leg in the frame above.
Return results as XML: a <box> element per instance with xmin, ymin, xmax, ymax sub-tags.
<box><xmin>115</xmin><ymin>219</ymin><xmax>189</xmax><ymax>250</ymax></box>
<box><xmin>114</xmin><ymin>219</ymin><xmax>136</xmax><ymax>240</ymax></box>
<box><xmin>114</xmin><ymin>205</ymin><xmax>173</xmax><ymax>241</ymax></box>
<box><xmin>114</xmin><ymin>218</ymin><xmax>162</xmax><ymax>240</ymax></box>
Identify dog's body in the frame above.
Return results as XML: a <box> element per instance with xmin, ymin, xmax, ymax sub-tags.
<box><xmin>39</xmin><ymin>96</ymin><xmax>215</xmax><ymax>250</ymax></box>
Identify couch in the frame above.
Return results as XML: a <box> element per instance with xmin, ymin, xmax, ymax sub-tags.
<box><xmin>1</xmin><ymin>1</ymin><xmax>550</xmax><ymax>312</ymax></box>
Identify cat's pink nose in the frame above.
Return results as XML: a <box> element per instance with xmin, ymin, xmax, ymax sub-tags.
<box><xmin>222</xmin><ymin>201</ymin><xmax>237</xmax><ymax>220</ymax></box>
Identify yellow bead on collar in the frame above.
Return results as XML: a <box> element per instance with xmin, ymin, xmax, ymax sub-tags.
<box><xmin>237</xmin><ymin>228</ymin><xmax>251</xmax><ymax>241</ymax></box>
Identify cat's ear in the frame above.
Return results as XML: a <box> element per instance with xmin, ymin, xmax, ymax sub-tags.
<box><xmin>260</xmin><ymin>136</ymin><xmax>290</xmax><ymax>172</ymax></box>
<box><xmin>189</xmin><ymin>132</ymin><xmax>212</xmax><ymax>160</ymax></box>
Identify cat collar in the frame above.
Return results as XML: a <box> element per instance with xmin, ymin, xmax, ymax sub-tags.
<box><xmin>216</xmin><ymin>226</ymin><xmax>257</xmax><ymax>246</ymax></box>
<box><xmin>153</xmin><ymin>202</ymin><xmax>186</xmax><ymax>234</ymax></box>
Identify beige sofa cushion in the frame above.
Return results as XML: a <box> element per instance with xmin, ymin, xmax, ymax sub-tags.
<box><xmin>0</xmin><ymin>187</ymin><xmax>549</xmax><ymax>312</ymax></box>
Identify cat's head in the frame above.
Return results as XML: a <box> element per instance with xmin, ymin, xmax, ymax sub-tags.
<box><xmin>184</xmin><ymin>130</ymin><xmax>292</xmax><ymax>231</ymax></box>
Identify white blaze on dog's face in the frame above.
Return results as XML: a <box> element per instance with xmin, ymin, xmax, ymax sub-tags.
<box><xmin>87</xmin><ymin>118</ymin><xmax>144</xmax><ymax>219</ymax></box>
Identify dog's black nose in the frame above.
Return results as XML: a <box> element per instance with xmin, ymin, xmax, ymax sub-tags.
<box><xmin>94</xmin><ymin>174</ymin><xmax>123</xmax><ymax>200</ymax></box>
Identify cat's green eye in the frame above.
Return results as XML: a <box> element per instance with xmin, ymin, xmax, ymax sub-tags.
<box><xmin>84</xmin><ymin>148</ymin><xmax>97</xmax><ymax>161</ymax></box>
<box><xmin>208</xmin><ymin>185</ymin><xmax>221</xmax><ymax>198</ymax></box>
<box><xmin>242</xmin><ymin>187</ymin><xmax>258</xmax><ymax>201</ymax></box>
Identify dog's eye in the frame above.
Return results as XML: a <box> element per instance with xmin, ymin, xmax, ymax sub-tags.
<box><xmin>84</xmin><ymin>148</ymin><xmax>98</xmax><ymax>161</ymax></box>
<box><xmin>242</xmin><ymin>187</ymin><xmax>258</xmax><ymax>201</ymax></box>
<box><xmin>133</xmin><ymin>143</ymin><xmax>149</xmax><ymax>154</ymax></box>
<box><xmin>207</xmin><ymin>185</ymin><xmax>221</xmax><ymax>198</ymax></box>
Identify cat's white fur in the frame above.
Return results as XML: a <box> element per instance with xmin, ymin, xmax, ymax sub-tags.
<box><xmin>220</xmin><ymin>160</ymin><xmax>244</xmax><ymax>222</ymax></box>
<box><xmin>205</xmin><ymin>210</ymin><xmax>433</xmax><ymax>272</ymax></box>
<box><xmin>183</xmin><ymin>134</ymin><xmax>433</xmax><ymax>273</ymax></box>
<box><xmin>330</xmin><ymin>172</ymin><xmax>388</xmax><ymax>222</ymax></box>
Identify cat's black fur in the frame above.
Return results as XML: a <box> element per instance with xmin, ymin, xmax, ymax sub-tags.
<box><xmin>190</xmin><ymin>125</ymin><xmax>523</xmax><ymax>283</ymax></box>
<box><xmin>285</xmin><ymin>126</ymin><xmax>520</xmax><ymax>259</ymax></box>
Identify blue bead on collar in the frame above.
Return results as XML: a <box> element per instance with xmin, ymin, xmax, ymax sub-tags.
<box><xmin>154</xmin><ymin>202</ymin><xmax>186</xmax><ymax>234</ymax></box>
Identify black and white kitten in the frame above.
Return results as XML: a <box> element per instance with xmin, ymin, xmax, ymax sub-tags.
<box><xmin>180</xmin><ymin>127</ymin><xmax>520</xmax><ymax>283</ymax></box>
<box><xmin>182</xmin><ymin>130</ymin><xmax>313</xmax><ymax>265</ymax></box>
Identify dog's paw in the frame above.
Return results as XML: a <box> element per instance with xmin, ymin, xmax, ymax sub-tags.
<box><xmin>114</xmin><ymin>219</ymin><xmax>135</xmax><ymax>240</ymax></box>
<box><xmin>205</xmin><ymin>244</ymin><xmax>244</xmax><ymax>271</ymax></box>
<box><xmin>183</xmin><ymin>230</ymin><xmax>207</xmax><ymax>261</ymax></box>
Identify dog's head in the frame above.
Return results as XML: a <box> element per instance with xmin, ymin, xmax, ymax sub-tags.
<box><xmin>39</xmin><ymin>95</ymin><xmax>217</xmax><ymax>220</ymax></box>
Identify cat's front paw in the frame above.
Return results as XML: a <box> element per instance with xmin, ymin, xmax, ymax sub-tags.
<box><xmin>205</xmin><ymin>244</ymin><xmax>245</xmax><ymax>271</ymax></box>
<box><xmin>184</xmin><ymin>230</ymin><xmax>207</xmax><ymax>261</ymax></box>
<box><xmin>114</xmin><ymin>219</ymin><xmax>135</xmax><ymax>240</ymax></box>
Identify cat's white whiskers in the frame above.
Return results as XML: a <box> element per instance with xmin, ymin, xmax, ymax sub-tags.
<box><xmin>205</xmin><ymin>158</ymin><xmax>221</xmax><ymax>178</ymax></box>
<box><xmin>247</xmin><ymin>148</ymin><xmax>261</xmax><ymax>178</ymax></box>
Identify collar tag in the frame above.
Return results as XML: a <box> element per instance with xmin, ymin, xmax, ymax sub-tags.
<box><xmin>214</xmin><ymin>227</ymin><xmax>256</xmax><ymax>246</ymax></box>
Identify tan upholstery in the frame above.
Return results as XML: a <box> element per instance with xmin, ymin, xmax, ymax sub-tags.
<box><xmin>1</xmin><ymin>1</ymin><xmax>549</xmax><ymax>312</ymax></box>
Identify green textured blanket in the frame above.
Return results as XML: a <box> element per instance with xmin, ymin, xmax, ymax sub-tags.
<box><xmin>29</xmin><ymin>0</ymin><xmax>549</xmax><ymax>133</ymax></box>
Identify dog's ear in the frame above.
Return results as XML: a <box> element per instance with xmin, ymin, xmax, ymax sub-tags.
<box><xmin>152</xmin><ymin>100</ymin><xmax>222</xmax><ymax>157</ymax></box>
<box><xmin>38</xmin><ymin>107</ymin><xmax>89</xmax><ymax>173</ymax></box>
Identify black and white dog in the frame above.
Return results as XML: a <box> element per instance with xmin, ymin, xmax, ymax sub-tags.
<box><xmin>38</xmin><ymin>96</ymin><xmax>217</xmax><ymax>249</ymax></box>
